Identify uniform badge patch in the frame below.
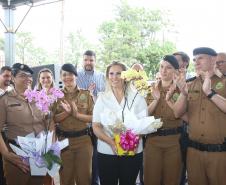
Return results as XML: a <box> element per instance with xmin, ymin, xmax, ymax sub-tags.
<box><xmin>215</xmin><ymin>82</ymin><xmax>223</xmax><ymax>90</ymax></box>
<box><xmin>79</xmin><ymin>94</ymin><xmax>87</xmax><ymax>101</ymax></box>
<box><xmin>172</xmin><ymin>92</ymin><xmax>179</xmax><ymax>102</ymax></box>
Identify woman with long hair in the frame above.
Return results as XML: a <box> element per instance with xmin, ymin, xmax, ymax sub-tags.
<box><xmin>92</xmin><ymin>61</ymin><xmax>146</xmax><ymax>185</ymax></box>
<box><xmin>36</xmin><ymin>68</ymin><xmax>55</xmax><ymax>185</ymax></box>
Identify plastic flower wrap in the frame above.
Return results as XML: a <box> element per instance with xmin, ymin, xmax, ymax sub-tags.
<box><xmin>20</xmin><ymin>88</ymin><xmax>66</xmax><ymax>176</ymax></box>
<box><xmin>121</xmin><ymin>69</ymin><xmax>149</xmax><ymax>96</ymax></box>
<box><xmin>101</xmin><ymin>110</ymin><xmax>163</xmax><ymax>156</ymax></box>
<box><xmin>107</xmin><ymin>119</ymin><xmax>138</xmax><ymax>156</ymax></box>
<box><xmin>9</xmin><ymin>131</ymin><xmax>68</xmax><ymax>177</ymax></box>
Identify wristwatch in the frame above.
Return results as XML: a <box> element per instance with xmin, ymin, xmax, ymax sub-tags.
<box><xmin>207</xmin><ymin>89</ymin><xmax>217</xmax><ymax>99</ymax></box>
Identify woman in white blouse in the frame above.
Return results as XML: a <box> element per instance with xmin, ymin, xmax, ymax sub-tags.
<box><xmin>92</xmin><ymin>61</ymin><xmax>147</xmax><ymax>185</ymax></box>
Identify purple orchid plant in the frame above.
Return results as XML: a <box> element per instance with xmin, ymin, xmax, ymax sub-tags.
<box><xmin>23</xmin><ymin>87</ymin><xmax>64</xmax><ymax>170</ymax></box>
<box><xmin>24</xmin><ymin>88</ymin><xmax>64</xmax><ymax>113</ymax></box>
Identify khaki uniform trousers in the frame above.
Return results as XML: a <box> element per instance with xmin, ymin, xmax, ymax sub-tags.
<box><xmin>144</xmin><ymin>135</ymin><xmax>182</xmax><ymax>185</ymax></box>
<box><xmin>187</xmin><ymin>147</ymin><xmax>226</xmax><ymax>185</ymax></box>
<box><xmin>60</xmin><ymin>139</ymin><xmax>93</xmax><ymax>185</ymax></box>
<box><xmin>3</xmin><ymin>158</ymin><xmax>44</xmax><ymax>185</ymax></box>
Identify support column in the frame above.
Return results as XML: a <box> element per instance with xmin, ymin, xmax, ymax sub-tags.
<box><xmin>3</xmin><ymin>5</ymin><xmax>15</xmax><ymax>66</ymax></box>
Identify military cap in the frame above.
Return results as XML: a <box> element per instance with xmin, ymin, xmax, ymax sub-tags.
<box><xmin>193</xmin><ymin>47</ymin><xmax>217</xmax><ymax>56</ymax></box>
<box><xmin>12</xmin><ymin>63</ymin><xmax>33</xmax><ymax>74</ymax></box>
<box><xmin>163</xmin><ymin>55</ymin><xmax>179</xmax><ymax>69</ymax></box>
<box><xmin>61</xmin><ymin>63</ymin><xmax>77</xmax><ymax>76</ymax></box>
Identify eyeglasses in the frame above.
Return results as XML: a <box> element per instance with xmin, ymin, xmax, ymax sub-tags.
<box><xmin>16</xmin><ymin>73</ymin><xmax>32</xmax><ymax>79</ymax></box>
<box><xmin>216</xmin><ymin>61</ymin><xmax>226</xmax><ymax>65</ymax></box>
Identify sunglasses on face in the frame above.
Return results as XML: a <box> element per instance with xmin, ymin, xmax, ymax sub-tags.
<box><xmin>216</xmin><ymin>61</ymin><xmax>226</xmax><ymax>65</ymax></box>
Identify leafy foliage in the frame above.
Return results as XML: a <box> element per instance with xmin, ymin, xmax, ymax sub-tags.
<box><xmin>98</xmin><ymin>0</ymin><xmax>176</xmax><ymax>78</ymax></box>
<box><xmin>15</xmin><ymin>32</ymin><xmax>50</xmax><ymax>66</ymax></box>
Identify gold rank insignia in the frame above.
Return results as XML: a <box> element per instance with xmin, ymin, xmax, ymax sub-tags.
<box><xmin>79</xmin><ymin>93</ymin><xmax>87</xmax><ymax>101</ymax></box>
<box><xmin>215</xmin><ymin>82</ymin><xmax>223</xmax><ymax>90</ymax></box>
<box><xmin>172</xmin><ymin>92</ymin><xmax>179</xmax><ymax>102</ymax></box>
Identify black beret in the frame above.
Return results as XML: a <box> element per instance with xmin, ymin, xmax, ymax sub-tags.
<box><xmin>163</xmin><ymin>55</ymin><xmax>179</xmax><ymax>69</ymax></box>
<box><xmin>61</xmin><ymin>63</ymin><xmax>77</xmax><ymax>76</ymax></box>
<box><xmin>12</xmin><ymin>63</ymin><xmax>33</xmax><ymax>74</ymax></box>
<box><xmin>193</xmin><ymin>47</ymin><xmax>217</xmax><ymax>56</ymax></box>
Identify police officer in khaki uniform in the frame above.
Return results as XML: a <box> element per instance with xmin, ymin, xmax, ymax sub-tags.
<box><xmin>216</xmin><ymin>52</ymin><xmax>226</xmax><ymax>75</ymax></box>
<box><xmin>54</xmin><ymin>64</ymin><xmax>94</xmax><ymax>185</ymax></box>
<box><xmin>144</xmin><ymin>55</ymin><xmax>182</xmax><ymax>185</ymax></box>
<box><xmin>0</xmin><ymin>66</ymin><xmax>12</xmax><ymax>185</ymax></box>
<box><xmin>0</xmin><ymin>63</ymin><xmax>45</xmax><ymax>185</ymax></box>
<box><xmin>174</xmin><ymin>47</ymin><xmax>226</xmax><ymax>185</ymax></box>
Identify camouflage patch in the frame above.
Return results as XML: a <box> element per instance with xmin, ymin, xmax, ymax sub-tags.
<box><xmin>79</xmin><ymin>93</ymin><xmax>87</xmax><ymax>101</ymax></box>
<box><xmin>215</xmin><ymin>82</ymin><xmax>223</xmax><ymax>90</ymax></box>
<box><xmin>172</xmin><ymin>92</ymin><xmax>179</xmax><ymax>102</ymax></box>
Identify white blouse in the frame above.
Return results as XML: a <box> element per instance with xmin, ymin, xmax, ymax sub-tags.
<box><xmin>93</xmin><ymin>89</ymin><xmax>148</xmax><ymax>155</ymax></box>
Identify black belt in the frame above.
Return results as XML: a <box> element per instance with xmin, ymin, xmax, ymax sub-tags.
<box><xmin>188</xmin><ymin>139</ymin><xmax>226</xmax><ymax>152</ymax></box>
<box><xmin>154</xmin><ymin>126</ymin><xmax>182</xmax><ymax>136</ymax></box>
<box><xmin>7</xmin><ymin>139</ymin><xmax>20</xmax><ymax>148</ymax></box>
<box><xmin>56</xmin><ymin>126</ymin><xmax>90</xmax><ymax>138</ymax></box>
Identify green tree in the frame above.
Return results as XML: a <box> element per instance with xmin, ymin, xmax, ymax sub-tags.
<box><xmin>64</xmin><ymin>30</ymin><xmax>95</xmax><ymax>65</ymax></box>
<box><xmin>15</xmin><ymin>32</ymin><xmax>51</xmax><ymax>66</ymax></box>
<box><xmin>98</xmin><ymin>0</ymin><xmax>176</xmax><ymax>76</ymax></box>
<box><xmin>15</xmin><ymin>32</ymin><xmax>33</xmax><ymax>64</ymax></box>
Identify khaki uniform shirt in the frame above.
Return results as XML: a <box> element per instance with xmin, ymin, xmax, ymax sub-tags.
<box><xmin>54</xmin><ymin>87</ymin><xmax>94</xmax><ymax>147</ymax></box>
<box><xmin>0</xmin><ymin>90</ymin><xmax>45</xmax><ymax>140</ymax></box>
<box><xmin>146</xmin><ymin>82</ymin><xmax>181</xmax><ymax>129</ymax></box>
<box><xmin>187</xmin><ymin>75</ymin><xmax>226</xmax><ymax>144</ymax></box>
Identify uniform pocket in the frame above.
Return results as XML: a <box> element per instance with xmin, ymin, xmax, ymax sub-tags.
<box><xmin>77</xmin><ymin>103</ymin><xmax>89</xmax><ymax>114</ymax></box>
<box><xmin>7</xmin><ymin>104</ymin><xmax>23</xmax><ymax>111</ymax></box>
<box><xmin>188</xmin><ymin>91</ymin><xmax>200</xmax><ymax>101</ymax></box>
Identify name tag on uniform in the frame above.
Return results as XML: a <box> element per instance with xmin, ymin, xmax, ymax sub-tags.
<box><xmin>188</xmin><ymin>90</ymin><xmax>199</xmax><ymax>93</ymax></box>
<box><xmin>9</xmin><ymin>103</ymin><xmax>21</xmax><ymax>107</ymax></box>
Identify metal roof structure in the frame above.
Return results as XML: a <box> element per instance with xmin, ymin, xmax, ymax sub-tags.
<box><xmin>0</xmin><ymin>0</ymin><xmax>47</xmax><ymax>8</ymax></box>
<box><xmin>0</xmin><ymin>0</ymin><xmax>62</xmax><ymax>66</ymax></box>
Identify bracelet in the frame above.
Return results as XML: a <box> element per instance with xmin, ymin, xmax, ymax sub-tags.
<box><xmin>207</xmin><ymin>89</ymin><xmax>217</xmax><ymax>99</ymax></box>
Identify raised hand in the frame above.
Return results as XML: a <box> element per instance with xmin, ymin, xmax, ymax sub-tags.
<box><xmin>179</xmin><ymin>67</ymin><xmax>187</xmax><ymax>78</ymax></box>
<box><xmin>201</xmin><ymin>71</ymin><xmax>212</xmax><ymax>95</ymax></box>
<box><xmin>213</xmin><ymin>65</ymin><xmax>223</xmax><ymax>78</ymax></box>
<box><xmin>165</xmin><ymin>83</ymin><xmax>176</xmax><ymax>101</ymax></box>
<box><xmin>71</xmin><ymin>101</ymin><xmax>78</xmax><ymax>117</ymax></box>
<box><xmin>151</xmin><ymin>81</ymin><xmax>161</xmax><ymax>100</ymax></box>
<box><xmin>174</xmin><ymin>72</ymin><xmax>188</xmax><ymax>96</ymax></box>
<box><xmin>60</xmin><ymin>100</ymin><xmax>72</xmax><ymax>114</ymax></box>
<box><xmin>88</xmin><ymin>83</ymin><xmax>96</xmax><ymax>95</ymax></box>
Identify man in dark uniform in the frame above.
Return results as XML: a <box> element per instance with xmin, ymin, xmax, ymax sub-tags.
<box><xmin>174</xmin><ymin>47</ymin><xmax>226</xmax><ymax>185</ymax></box>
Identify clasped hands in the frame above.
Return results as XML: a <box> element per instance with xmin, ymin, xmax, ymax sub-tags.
<box><xmin>60</xmin><ymin>100</ymin><xmax>78</xmax><ymax>118</ymax></box>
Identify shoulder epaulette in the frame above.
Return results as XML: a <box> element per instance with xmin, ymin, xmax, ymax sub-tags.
<box><xmin>186</xmin><ymin>76</ymin><xmax>196</xmax><ymax>82</ymax></box>
<box><xmin>0</xmin><ymin>91</ymin><xmax>7</xmax><ymax>98</ymax></box>
<box><xmin>80</xmin><ymin>88</ymin><xmax>89</xmax><ymax>91</ymax></box>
